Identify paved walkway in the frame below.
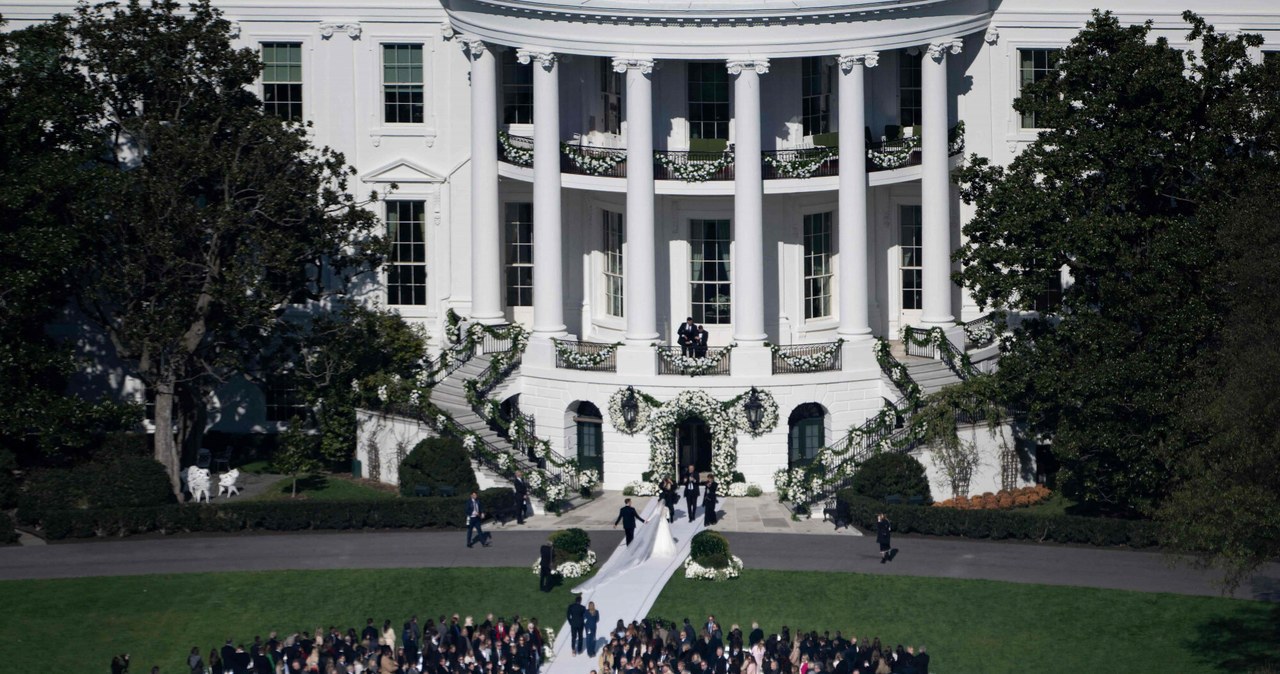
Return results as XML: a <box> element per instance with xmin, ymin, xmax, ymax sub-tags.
<box><xmin>3</xmin><ymin>519</ymin><xmax>1278</xmax><ymax>602</ymax></box>
<box><xmin>524</xmin><ymin>491</ymin><xmax>849</xmax><ymax>535</ymax></box>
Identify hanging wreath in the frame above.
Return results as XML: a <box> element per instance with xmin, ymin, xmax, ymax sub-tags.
<box><xmin>608</xmin><ymin>387</ymin><xmax>653</xmax><ymax>434</ymax></box>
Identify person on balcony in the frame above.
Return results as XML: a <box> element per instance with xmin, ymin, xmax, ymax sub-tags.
<box><xmin>695</xmin><ymin>326</ymin><xmax>710</xmax><ymax>358</ymax></box>
<box><xmin>677</xmin><ymin>317</ymin><xmax>701</xmax><ymax>356</ymax></box>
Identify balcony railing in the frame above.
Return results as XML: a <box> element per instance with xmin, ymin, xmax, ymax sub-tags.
<box><xmin>655</xmin><ymin>345</ymin><xmax>732</xmax><ymax>376</ymax></box>
<box><xmin>553</xmin><ymin>339</ymin><xmax>619</xmax><ymax>372</ymax></box>
<box><xmin>770</xmin><ymin>341</ymin><xmax>843</xmax><ymax>374</ymax></box>
<box><xmin>902</xmin><ymin>326</ymin><xmax>938</xmax><ymax>359</ymax></box>
<box><xmin>496</xmin><ymin>124</ymin><xmax>963</xmax><ymax>180</ymax></box>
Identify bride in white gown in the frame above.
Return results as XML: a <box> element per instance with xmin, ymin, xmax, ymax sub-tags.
<box><xmin>572</xmin><ymin>498</ymin><xmax>679</xmax><ymax>594</ymax></box>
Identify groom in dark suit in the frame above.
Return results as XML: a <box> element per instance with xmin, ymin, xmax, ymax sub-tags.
<box><xmin>613</xmin><ymin>498</ymin><xmax>646</xmax><ymax>546</ymax></box>
<box><xmin>466</xmin><ymin>492</ymin><xmax>488</xmax><ymax>547</ymax></box>
<box><xmin>677</xmin><ymin>317</ymin><xmax>700</xmax><ymax>356</ymax></box>
<box><xmin>683</xmin><ymin>465</ymin><xmax>701</xmax><ymax>522</ymax></box>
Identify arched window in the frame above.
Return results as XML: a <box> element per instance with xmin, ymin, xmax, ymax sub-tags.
<box><xmin>788</xmin><ymin>403</ymin><xmax>826</xmax><ymax>468</ymax></box>
<box><xmin>573</xmin><ymin>402</ymin><xmax>604</xmax><ymax>478</ymax></box>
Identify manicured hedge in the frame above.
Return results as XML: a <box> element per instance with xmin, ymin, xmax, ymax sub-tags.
<box><xmin>690</xmin><ymin>530</ymin><xmax>730</xmax><ymax>562</ymax></box>
<box><xmin>38</xmin><ymin>487</ymin><xmax>513</xmax><ymax>541</ymax></box>
<box><xmin>0</xmin><ymin>514</ymin><xmax>17</xmax><ymax>544</ymax></box>
<box><xmin>836</xmin><ymin>491</ymin><xmax>1163</xmax><ymax>548</ymax></box>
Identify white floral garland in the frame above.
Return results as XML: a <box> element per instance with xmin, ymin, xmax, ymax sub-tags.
<box><xmin>552</xmin><ymin>338</ymin><xmax>621</xmax><ymax>369</ymax></box>
<box><xmin>655</xmin><ymin>342</ymin><xmax>735</xmax><ymax>376</ymax></box>
<box><xmin>561</xmin><ymin>144</ymin><xmax>626</xmax><ymax>176</ymax></box>
<box><xmin>655</xmin><ymin>151</ymin><xmax>734</xmax><ymax>182</ymax></box>
<box><xmin>867</xmin><ymin>135</ymin><xmax>920</xmax><ymax>170</ymax></box>
<box><xmin>762</xmin><ymin>147</ymin><xmax>837</xmax><ymax>178</ymax></box>
<box><xmin>499</xmin><ymin>131</ymin><xmax>533</xmax><ymax>167</ymax></box>
<box><xmin>530</xmin><ymin>549</ymin><xmax>597</xmax><ymax>578</ymax></box>
<box><xmin>726</xmin><ymin>389</ymin><xmax>779</xmax><ymax>440</ymax></box>
<box><xmin>964</xmin><ymin>320</ymin><xmax>998</xmax><ymax>347</ymax></box>
<box><xmin>683</xmin><ymin>554</ymin><xmax>744</xmax><ymax>581</ymax></box>
<box><xmin>725</xmin><ymin>482</ymin><xmax>761</xmax><ymax>497</ymax></box>
<box><xmin>624</xmin><ymin>480</ymin><xmax>660</xmax><ymax>496</ymax></box>
<box><xmin>577</xmin><ymin>469</ymin><xmax>600</xmax><ymax>490</ymax></box>
<box><xmin>608</xmin><ymin>387</ymin><xmax>653</xmax><ymax>434</ymax></box>
<box><xmin>765</xmin><ymin>339</ymin><xmax>845</xmax><ymax>372</ymax></box>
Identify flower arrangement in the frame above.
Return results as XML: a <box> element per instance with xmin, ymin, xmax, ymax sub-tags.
<box><xmin>552</xmin><ymin>338</ymin><xmax>621</xmax><ymax>369</ymax></box>
<box><xmin>867</xmin><ymin>135</ymin><xmax>920</xmax><ymax>170</ymax></box>
<box><xmin>498</xmin><ymin>131</ymin><xmax>533</xmax><ymax>167</ymax></box>
<box><xmin>645</xmin><ymin>389</ymin><xmax>741</xmax><ymax>483</ymax></box>
<box><xmin>577</xmin><ymin>469</ymin><xmax>600</xmax><ymax>490</ymax></box>
<box><xmin>935</xmin><ymin>485</ymin><xmax>1051</xmax><ymax>510</ymax></box>
<box><xmin>562</xmin><ymin>143</ymin><xmax>626</xmax><ymax>176</ymax></box>
<box><xmin>725</xmin><ymin>388</ymin><xmax>779</xmax><ymax>439</ymax></box>
<box><xmin>765</xmin><ymin>339</ymin><xmax>844</xmax><ymax>372</ymax></box>
<box><xmin>655</xmin><ymin>342</ymin><xmax>735</xmax><ymax>376</ymax></box>
<box><xmin>623</xmin><ymin>480</ymin><xmax>659</xmax><ymax>496</ymax></box>
<box><xmin>763</xmin><ymin>146</ymin><xmax>837</xmax><ymax>178</ymax></box>
<box><xmin>683</xmin><ymin>554</ymin><xmax>744</xmax><ymax>581</ymax></box>
<box><xmin>608</xmin><ymin>386</ymin><xmax>654</xmax><ymax>434</ymax></box>
<box><xmin>444</xmin><ymin>308</ymin><xmax>464</xmax><ymax>344</ymax></box>
<box><xmin>530</xmin><ymin>549</ymin><xmax>598</xmax><ymax>579</ymax></box>
<box><xmin>655</xmin><ymin>151</ymin><xmax>734</xmax><ymax>182</ymax></box>
<box><xmin>725</xmin><ymin>482</ymin><xmax>761</xmax><ymax>497</ymax></box>
<box><xmin>948</xmin><ymin>121</ymin><xmax>966</xmax><ymax>156</ymax></box>
<box><xmin>963</xmin><ymin>318</ymin><xmax>999</xmax><ymax>348</ymax></box>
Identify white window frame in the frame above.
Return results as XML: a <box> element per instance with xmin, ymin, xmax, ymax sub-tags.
<box><xmin>385</xmin><ymin>200</ymin><xmax>428</xmax><ymax>306</ymax></box>
<box><xmin>602</xmin><ymin>210</ymin><xmax>625</xmax><ymax>319</ymax></box>
<box><xmin>802</xmin><ymin>211</ymin><xmax>834</xmax><ymax>321</ymax></box>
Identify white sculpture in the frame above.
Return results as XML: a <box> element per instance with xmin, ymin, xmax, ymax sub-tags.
<box><xmin>186</xmin><ymin>466</ymin><xmax>212</xmax><ymax>503</ymax></box>
<box><xmin>218</xmin><ymin>468</ymin><xmax>241</xmax><ymax>497</ymax></box>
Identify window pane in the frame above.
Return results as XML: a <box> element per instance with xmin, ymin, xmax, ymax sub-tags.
<box><xmin>1017</xmin><ymin>48</ymin><xmax>1061</xmax><ymax>129</ymax></box>
<box><xmin>803</xmin><ymin>212</ymin><xmax>833</xmax><ymax>319</ymax></box>
<box><xmin>603</xmin><ymin>211</ymin><xmax>625</xmax><ymax>318</ymax></box>
<box><xmin>900</xmin><ymin>205</ymin><xmax>923</xmax><ymax>311</ymax></box>
<box><xmin>261</xmin><ymin>42</ymin><xmax>303</xmax><ymax>121</ymax></box>
<box><xmin>383</xmin><ymin>44</ymin><xmax>424</xmax><ymax>124</ymax></box>
<box><xmin>386</xmin><ymin>201</ymin><xmax>427</xmax><ymax>305</ymax></box>
<box><xmin>690</xmin><ymin>219</ymin><xmax>731</xmax><ymax>324</ymax></box>
<box><xmin>899</xmin><ymin>51</ymin><xmax>922</xmax><ymax>128</ymax></box>
<box><xmin>505</xmin><ymin>202</ymin><xmax>534</xmax><ymax>307</ymax></box>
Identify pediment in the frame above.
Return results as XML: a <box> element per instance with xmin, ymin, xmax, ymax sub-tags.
<box><xmin>361</xmin><ymin>159</ymin><xmax>445</xmax><ymax>184</ymax></box>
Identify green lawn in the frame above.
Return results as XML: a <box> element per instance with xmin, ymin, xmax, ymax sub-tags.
<box><xmin>648</xmin><ymin>570</ymin><xmax>1279</xmax><ymax>673</ymax></box>
<box><xmin>0</xmin><ymin>568</ymin><xmax>578</xmax><ymax>673</ymax></box>
<box><xmin>249</xmin><ymin>474</ymin><xmax>397</xmax><ymax>501</ymax></box>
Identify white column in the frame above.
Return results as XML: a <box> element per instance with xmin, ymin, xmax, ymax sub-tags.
<box><xmin>921</xmin><ymin>40</ymin><xmax>961</xmax><ymax>326</ymax></box>
<box><xmin>728</xmin><ymin>58</ymin><xmax>769</xmax><ymax>344</ymax></box>
<box><xmin>837</xmin><ymin>52</ymin><xmax>878</xmax><ymax>339</ymax></box>
<box><xmin>465</xmin><ymin>39</ymin><xmax>504</xmax><ymax>323</ymax></box>
<box><xmin>520</xmin><ymin>49</ymin><xmax>566</xmax><ymax>336</ymax></box>
<box><xmin>615</xmin><ymin>58</ymin><xmax>658</xmax><ymax>343</ymax></box>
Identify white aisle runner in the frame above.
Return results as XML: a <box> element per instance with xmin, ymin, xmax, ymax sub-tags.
<box><xmin>545</xmin><ymin>496</ymin><xmax>707</xmax><ymax>674</ymax></box>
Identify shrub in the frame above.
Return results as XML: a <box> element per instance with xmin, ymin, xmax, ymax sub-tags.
<box><xmin>83</xmin><ymin>456</ymin><xmax>174</xmax><ymax>508</ymax></box>
<box><xmin>849</xmin><ymin>453</ymin><xmax>932</xmax><ymax>503</ymax></box>
<box><xmin>0</xmin><ymin>449</ymin><xmax>17</xmax><ymax>509</ymax></box>
<box><xmin>550</xmin><ymin>528</ymin><xmax>591</xmax><ymax>558</ymax></box>
<box><xmin>92</xmin><ymin>433</ymin><xmax>152</xmax><ymax>460</ymax></box>
<box><xmin>398</xmin><ymin>436</ymin><xmax>478</xmax><ymax>497</ymax></box>
<box><xmin>836</xmin><ymin>490</ymin><xmax>1163</xmax><ymax>549</ymax></box>
<box><xmin>0</xmin><ymin>513</ymin><xmax>16</xmax><ymax>544</ymax></box>
<box><xmin>690</xmin><ymin>530</ymin><xmax>730</xmax><ymax>562</ymax></box>
<box><xmin>935</xmin><ymin>486</ymin><xmax>1052</xmax><ymax>511</ymax></box>
<box><xmin>16</xmin><ymin>468</ymin><xmax>82</xmax><ymax>525</ymax></box>
<box><xmin>696</xmin><ymin>552</ymin><xmax>730</xmax><ymax>569</ymax></box>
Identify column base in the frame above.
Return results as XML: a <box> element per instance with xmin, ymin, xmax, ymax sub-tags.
<box><xmin>729</xmin><ymin>343</ymin><xmax>772</xmax><ymax>378</ymax></box>
<box><xmin>616</xmin><ymin>343</ymin><xmax>657</xmax><ymax>377</ymax></box>
<box><xmin>841</xmin><ymin>339</ymin><xmax>880</xmax><ymax>374</ymax></box>
<box><xmin>522</xmin><ymin>335</ymin><xmax>557</xmax><ymax>370</ymax></box>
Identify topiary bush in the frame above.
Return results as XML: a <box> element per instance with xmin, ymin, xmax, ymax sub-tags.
<box><xmin>550</xmin><ymin>528</ymin><xmax>591</xmax><ymax>558</ymax></box>
<box><xmin>690</xmin><ymin>530</ymin><xmax>730</xmax><ymax>563</ymax></box>
<box><xmin>850</xmin><ymin>452</ymin><xmax>932</xmax><ymax>503</ymax></box>
<box><xmin>696</xmin><ymin>552</ymin><xmax>730</xmax><ymax>570</ymax></box>
<box><xmin>398</xmin><ymin>436</ymin><xmax>479</xmax><ymax>497</ymax></box>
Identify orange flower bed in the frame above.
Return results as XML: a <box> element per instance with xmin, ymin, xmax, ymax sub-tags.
<box><xmin>933</xmin><ymin>485</ymin><xmax>1051</xmax><ymax>510</ymax></box>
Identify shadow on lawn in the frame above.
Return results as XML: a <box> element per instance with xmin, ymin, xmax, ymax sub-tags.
<box><xmin>1189</xmin><ymin>596</ymin><xmax>1280</xmax><ymax>672</ymax></box>
<box><xmin>277</xmin><ymin>474</ymin><xmax>329</xmax><ymax>496</ymax></box>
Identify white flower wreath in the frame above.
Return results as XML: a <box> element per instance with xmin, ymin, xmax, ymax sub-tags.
<box><xmin>608</xmin><ymin>387</ymin><xmax>652</xmax><ymax>434</ymax></box>
<box><xmin>727</xmin><ymin>388</ymin><xmax>779</xmax><ymax>439</ymax></box>
<box><xmin>683</xmin><ymin>554</ymin><xmax>744</xmax><ymax>581</ymax></box>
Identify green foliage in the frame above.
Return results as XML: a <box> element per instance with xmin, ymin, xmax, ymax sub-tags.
<box><xmin>849</xmin><ymin>453</ymin><xmax>932</xmax><ymax>503</ymax></box>
<box><xmin>15</xmin><ymin>468</ymin><xmax>81</xmax><ymax>525</ymax></box>
<box><xmin>837</xmin><ymin>491</ymin><xmax>1161</xmax><ymax>548</ymax></box>
<box><xmin>0</xmin><ymin>449</ymin><xmax>17</xmax><ymax>509</ymax></box>
<box><xmin>83</xmin><ymin>456</ymin><xmax>174</xmax><ymax>509</ymax></box>
<box><xmin>0</xmin><ymin>514</ymin><xmax>15</xmax><ymax>544</ymax></box>
<box><xmin>398</xmin><ymin>436</ymin><xmax>479</xmax><ymax>497</ymax></box>
<box><xmin>549</xmin><ymin>528</ymin><xmax>591</xmax><ymax>557</ymax></box>
<box><xmin>271</xmin><ymin>419</ymin><xmax>324</xmax><ymax>498</ymax></box>
<box><xmin>690</xmin><ymin>530</ymin><xmax>730</xmax><ymax>563</ymax></box>
<box><xmin>954</xmin><ymin>12</ymin><xmax>1280</xmax><ymax>515</ymax></box>
<box><xmin>696</xmin><ymin>553</ymin><xmax>730</xmax><ymax>570</ymax></box>
<box><xmin>37</xmin><ymin>488</ymin><xmax>511</xmax><ymax>540</ymax></box>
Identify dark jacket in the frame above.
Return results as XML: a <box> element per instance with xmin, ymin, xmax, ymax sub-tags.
<box><xmin>567</xmin><ymin>602</ymin><xmax>587</xmax><ymax>627</ymax></box>
<box><xmin>585</xmin><ymin>610</ymin><xmax>600</xmax><ymax>633</ymax></box>
<box><xmin>615</xmin><ymin>505</ymin><xmax>645</xmax><ymax>530</ymax></box>
<box><xmin>875</xmin><ymin>520</ymin><xmax>891</xmax><ymax>545</ymax></box>
<box><xmin>677</xmin><ymin>321</ymin><xmax>700</xmax><ymax>345</ymax></box>
<box><xmin>466</xmin><ymin>497</ymin><xmax>483</xmax><ymax>520</ymax></box>
<box><xmin>683</xmin><ymin>478</ymin><xmax>700</xmax><ymax>500</ymax></box>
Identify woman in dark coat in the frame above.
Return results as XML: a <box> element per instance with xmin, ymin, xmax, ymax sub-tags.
<box><xmin>659</xmin><ymin>477</ymin><xmax>678</xmax><ymax>523</ymax></box>
<box><xmin>703</xmin><ymin>477</ymin><xmax>718</xmax><ymax>525</ymax></box>
<box><xmin>876</xmin><ymin>513</ymin><xmax>891</xmax><ymax>563</ymax></box>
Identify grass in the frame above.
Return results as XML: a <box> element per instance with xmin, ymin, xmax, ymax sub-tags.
<box><xmin>249</xmin><ymin>474</ymin><xmax>397</xmax><ymax>502</ymax></box>
<box><xmin>0</xmin><ymin>568</ymin><xmax>578</xmax><ymax>673</ymax></box>
<box><xmin>648</xmin><ymin>570</ymin><xmax>1280</xmax><ymax>674</ymax></box>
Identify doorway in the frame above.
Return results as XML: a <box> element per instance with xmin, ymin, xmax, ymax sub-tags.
<box><xmin>677</xmin><ymin>416</ymin><xmax>712</xmax><ymax>476</ymax></box>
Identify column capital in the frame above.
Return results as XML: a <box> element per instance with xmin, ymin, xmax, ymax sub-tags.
<box><xmin>837</xmin><ymin>51</ymin><xmax>880</xmax><ymax>72</ymax></box>
<box><xmin>726</xmin><ymin>58</ymin><xmax>770</xmax><ymax>76</ymax></box>
<box><xmin>459</xmin><ymin>37</ymin><xmax>487</xmax><ymax>59</ymax></box>
<box><xmin>612</xmin><ymin>57</ymin><xmax>656</xmax><ymax>74</ymax></box>
<box><xmin>926</xmin><ymin>39</ymin><xmax>964</xmax><ymax>61</ymax></box>
<box><xmin>516</xmin><ymin>48</ymin><xmax>557</xmax><ymax>71</ymax></box>
<box><xmin>983</xmin><ymin>25</ymin><xmax>1000</xmax><ymax>45</ymax></box>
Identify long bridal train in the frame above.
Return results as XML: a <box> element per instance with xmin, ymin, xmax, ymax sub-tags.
<box><xmin>572</xmin><ymin>499</ymin><xmax>681</xmax><ymax>595</ymax></box>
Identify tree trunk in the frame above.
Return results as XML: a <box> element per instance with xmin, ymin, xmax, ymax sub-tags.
<box><xmin>291</xmin><ymin>475</ymin><xmax>298</xmax><ymax>498</ymax></box>
<box><xmin>153</xmin><ymin>376</ymin><xmax>183</xmax><ymax>499</ymax></box>
<box><xmin>175</xmin><ymin>385</ymin><xmax>207</xmax><ymax>469</ymax></box>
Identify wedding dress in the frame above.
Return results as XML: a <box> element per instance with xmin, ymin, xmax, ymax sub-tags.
<box><xmin>573</xmin><ymin>498</ymin><xmax>676</xmax><ymax>594</ymax></box>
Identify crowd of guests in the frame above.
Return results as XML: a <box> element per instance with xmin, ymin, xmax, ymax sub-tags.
<box><xmin>594</xmin><ymin>618</ymin><xmax>928</xmax><ymax>674</ymax></box>
<box><xmin>173</xmin><ymin>613</ymin><xmax>550</xmax><ymax>674</ymax></box>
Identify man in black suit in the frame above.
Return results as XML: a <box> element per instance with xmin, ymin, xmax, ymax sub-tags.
<box><xmin>677</xmin><ymin>317</ymin><xmax>700</xmax><ymax>356</ymax></box>
<box><xmin>748</xmin><ymin>623</ymin><xmax>764</xmax><ymax>648</ymax></box>
<box><xmin>567</xmin><ymin>596</ymin><xmax>587</xmax><ymax>655</ymax></box>
<box><xmin>613</xmin><ymin>497</ymin><xmax>646</xmax><ymax>545</ymax></box>
<box><xmin>466</xmin><ymin>492</ymin><xmax>488</xmax><ymax>547</ymax></box>
<box><xmin>683</xmin><ymin>466</ymin><xmax>701</xmax><ymax>522</ymax></box>
<box><xmin>220</xmin><ymin>639</ymin><xmax>236</xmax><ymax>669</ymax></box>
<box><xmin>513</xmin><ymin>471</ymin><xmax>529</xmax><ymax>524</ymax></box>
<box><xmin>695</xmin><ymin>326</ymin><xmax>710</xmax><ymax>358</ymax></box>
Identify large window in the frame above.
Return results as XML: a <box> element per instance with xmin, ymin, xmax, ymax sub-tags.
<box><xmin>688</xmin><ymin>62</ymin><xmax>730</xmax><ymax>141</ymax></box>
<box><xmin>801</xmin><ymin>57</ymin><xmax>831</xmax><ymax>137</ymax></box>
<box><xmin>690</xmin><ymin>219</ymin><xmax>731</xmax><ymax>324</ymax></box>
<box><xmin>505</xmin><ymin>202</ymin><xmax>533</xmax><ymax>307</ymax></box>
<box><xmin>261</xmin><ymin>42</ymin><xmax>302</xmax><ymax>121</ymax></box>
<box><xmin>803</xmin><ymin>212</ymin><xmax>833</xmax><ymax>320</ymax></box>
<box><xmin>603</xmin><ymin>211</ymin><xmax>624</xmax><ymax>318</ymax></box>
<box><xmin>788</xmin><ymin>403</ymin><xmax>825</xmax><ymax>467</ymax></box>
<box><xmin>503</xmin><ymin>50</ymin><xmax>533</xmax><ymax>125</ymax></box>
<box><xmin>900</xmin><ymin>205</ymin><xmax>923</xmax><ymax>311</ymax></box>
<box><xmin>601</xmin><ymin>58</ymin><xmax>623</xmax><ymax>135</ymax></box>
<box><xmin>386</xmin><ymin>201</ymin><xmax>426</xmax><ymax>305</ymax></box>
<box><xmin>899</xmin><ymin>51</ymin><xmax>922</xmax><ymax>130</ymax></box>
<box><xmin>382</xmin><ymin>44</ymin><xmax>424</xmax><ymax>124</ymax></box>
<box><xmin>1032</xmin><ymin>268</ymin><xmax>1064</xmax><ymax>314</ymax></box>
<box><xmin>264</xmin><ymin>379</ymin><xmax>307</xmax><ymax>422</ymax></box>
<box><xmin>1018</xmin><ymin>48</ymin><xmax>1061</xmax><ymax>129</ymax></box>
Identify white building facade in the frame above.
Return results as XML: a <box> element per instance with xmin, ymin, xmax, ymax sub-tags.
<box><xmin>9</xmin><ymin>0</ymin><xmax>1280</xmax><ymax>494</ymax></box>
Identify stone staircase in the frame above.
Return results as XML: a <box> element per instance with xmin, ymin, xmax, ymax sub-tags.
<box><xmin>903</xmin><ymin>356</ymin><xmax>965</xmax><ymax>395</ymax></box>
<box><xmin>429</xmin><ymin>354</ymin><xmax>590</xmax><ymax>513</ymax></box>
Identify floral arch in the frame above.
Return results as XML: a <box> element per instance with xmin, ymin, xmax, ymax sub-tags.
<box><xmin>608</xmin><ymin>388</ymin><xmax>778</xmax><ymax>484</ymax></box>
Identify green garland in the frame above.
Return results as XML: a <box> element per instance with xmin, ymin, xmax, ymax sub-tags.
<box><xmin>899</xmin><ymin>326</ymin><xmax>976</xmax><ymax>377</ymax></box>
<box><xmin>764</xmin><ymin>339</ymin><xmax>845</xmax><ymax>372</ymax></box>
